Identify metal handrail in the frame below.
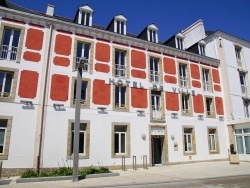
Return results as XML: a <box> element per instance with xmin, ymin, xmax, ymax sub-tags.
<box><xmin>0</xmin><ymin>45</ymin><xmax>18</xmax><ymax>60</ymax></box>
<box><xmin>0</xmin><ymin>92</ymin><xmax>11</xmax><ymax>98</ymax></box>
<box><xmin>76</xmin><ymin>57</ymin><xmax>89</xmax><ymax>71</ymax></box>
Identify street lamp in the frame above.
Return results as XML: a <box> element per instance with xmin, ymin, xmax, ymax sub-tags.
<box><xmin>72</xmin><ymin>57</ymin><xmax>86</xmax><ymax>182</ymax></box>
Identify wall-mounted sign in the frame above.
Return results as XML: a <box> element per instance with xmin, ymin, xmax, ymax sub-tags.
<box><xmin>151</xmin><ymin>127</ymin><xmax>165</xmax><ymax>136</ymax></box>
<box><xmin>174</xmin><ymin>142</ymin><xmax>178</xmax><ymax>151</ymax></box>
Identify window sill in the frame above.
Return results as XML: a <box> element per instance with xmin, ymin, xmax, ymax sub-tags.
<box><xmin>150</xmin><ymin>119</ymin><xmax>166</xmax><ymax>123</ymax></box>
<box><xmin>183</xmin><ymin>152</ymin><xmax>196</xmax><ymax>156</ymax></box>
<box><xmin>112</xmin><ymin>154</ymin><xmax>130</xmax><ymax>158</ymax></box>
<box><xmin>209</xmin><ymin>151</ymin><xmax>220</xmax><ymax>154</ymax></box>
<box><xmin>0</xmin><ymin>155</ymin><xmax>8</xmax><ymax>160</ymax></box>
<box><xmin>113</xmin><ymin>107</ymin><xmax>129</xmax><ymax>112</ymax></box>
<box><xmin>67</xmin><ymin>155</ymin><xmax>89</xmax><ymax>160</ymax></box>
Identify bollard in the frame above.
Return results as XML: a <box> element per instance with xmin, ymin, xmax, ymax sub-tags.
<box><xmin>133</xmin><ymin>156</ymin><xmax>137</xmax><ymax>170</ymax></box>
<box><xmin>0</xmin><ymin>161</ymin><xmax>2</xmax><ymax>179</ymax></box>
<box><xmin>122</xmin><ymin>156</ymin><xmax>126</xmax><ymax>171</ymax></box>
<box><xmin>143</xmin><ymin>155</ymin><xmax>147</xmax><ymax>169</ymax></box>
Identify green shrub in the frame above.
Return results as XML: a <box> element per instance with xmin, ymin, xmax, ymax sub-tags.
<box><xmin>21</xmin><ymin>170</ymin><xmax>38</xmax><ymax>178</ymax></box>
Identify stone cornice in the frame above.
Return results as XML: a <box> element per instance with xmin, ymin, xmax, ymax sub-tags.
<box><xmin>0</xmin><ymin>6</ymin><xmax>219</xmax><ymax>66</ymax></box>
<box><xmin>205</xmin><ymin>31</ymin><xmax>250</xmax><ymax>48</ymax></box>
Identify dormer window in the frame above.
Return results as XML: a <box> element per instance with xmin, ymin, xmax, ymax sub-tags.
<box><xmin>175</xmin><ymin>33</ymin><xmax>184</xmax><ymax>50</ymax></box>
<box><xmin>114</xmin><ymin>14</ymin><xmax>127</xmax><ymax>35</ymax></box>
<box><xmin>147</xmin><ymin>24</ymin><xmax>158</xmax><ymax>43</ymax></box>
<box><xmin>78</xmin><ymin>5</ymin><xmax>94</xmax><ymax>26</ymax></box>
<box><xmin>198</xmin><ymin>40</ymin><xmax>206</xmax><ymax>56</ymax></box>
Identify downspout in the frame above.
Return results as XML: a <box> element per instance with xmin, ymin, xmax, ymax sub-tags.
<box><xmin>37</xmin><ymin>24</ymin><xmax>54</xmax><ymax>172</ymax></box>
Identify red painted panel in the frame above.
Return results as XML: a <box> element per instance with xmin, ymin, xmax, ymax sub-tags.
<box><xmin>131</xmin><ymin>69</ymin><xmax>146</xmax><ymax>79</ymax></box>
<box><xmin>164</xmin><ymin>75</ymin><xmax>177</xmax><ymax>84</ymax></box>
<box><xmin>193</xmin><ymin>94</ymin><xmax>204</xmax><ymax>113</ymax></box>
<box><xmin>190</xmin><ymin>64</ymin><xmax>200</xmax><ymax>79</ymax></box>
<box><xmin>131</xmin><ymin>88</ymin><xmax>148</xmax><ymax>108</ymax></box>
<box><xmin>50</xmin><ymin>74</ymin><xmax>69</xmax><ymax>101</ymax></box>
<box><xmin>165</xmin><ymin>92</ymin><xmax>179</xmax><ymax>111</ymax></box>
<box><xmin>215</xmin><ymin>97</ymin><xmax>224</xmax><ymax>115</ymax></box>
<box><xmin>95</xmin><ymin>63</ymin><xmax>110</xmax><ymax>73</ymax></box>
<box><xmin>131</xmin><ymin>50</ymin><xmax>146</xmax><ymax>69</ymax></box>
<box><xmin>192</xmin><ymin>80</ymin><xmax>201</xmax><ymax>88</ymax></box>
<box><xmin>214</xmin><ymin>85</ymin><xmax>221</xmax><ymax>92</ymax></box>
<box><xmin>53</xmin><ymin>56</ymin><xmax>70</xmax><ymax>67</ymax></box>
<box><xmin>92</xmin><ymin>79</ymin><xmax>110</xmax><ymax>105</ymax></box>
<box><xmin>25</xmin><ymin>28</ymin><xmax>44</xmax><ymax>51</ymax></box>
<box><xmin>18</xmin><ymin>70</ymin><xmax>39</xmax><ymax>99</ymax></box>
<box><xmin>23</xmin><ymin>51</ymin><xmax>41</xmax><ymax>62</ymax></box>
<box><xmin>212</xmin><ymin>69</ymin><xmax>220</xmax><ymax>84</ymax></box>
<box><xmin>163</xmin><ymin>57</ymin><xmax>176</xmax><ymax>75</ymax></box>
<box><xmin>54</xmin><ymin>34</ymin><xmax>72</xmax><ymax>56</ymax></box>
<box><xmin>95</xmin><ymin>42</ymin><xmax>110</xmax><ymax>62</ymax></box>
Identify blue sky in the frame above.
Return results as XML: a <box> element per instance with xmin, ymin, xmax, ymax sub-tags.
<box><xmin>9</xmin><ymin>0</ymin><xmax>250</xmax><ymax>42</ymax></box>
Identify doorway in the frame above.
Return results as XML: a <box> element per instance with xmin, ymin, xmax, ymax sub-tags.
<box><xmin>152</xmin><ymin>136</ymin><xmax>163</xmax><ymax>165</ymax></box>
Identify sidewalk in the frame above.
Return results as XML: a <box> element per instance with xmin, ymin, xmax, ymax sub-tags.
<box><xmin>2</xmin><ymin>161</ymin><xmax>250</xmax><ymax>188</ymax></box>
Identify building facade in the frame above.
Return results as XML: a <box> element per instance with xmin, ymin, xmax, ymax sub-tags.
<box><xmin>0</xmin><ymin>1</ymin><xmax>229</xmax><ymax>175</ymax></box>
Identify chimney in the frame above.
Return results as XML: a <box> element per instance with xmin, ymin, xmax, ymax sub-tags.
<box><xmin>46</xmin><ymin>4</ymin><xmax>54</xmax><ymax>16</ymax></box>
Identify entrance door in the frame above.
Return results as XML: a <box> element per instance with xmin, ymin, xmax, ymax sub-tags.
<box><xmin>152</xmin><ymin>137</ymin><xmax>163</xmax><ymax>165</ymax></box>
<box><xmin>235</xmin><ymin>128</ymin><xmax>250</xmax><ymax>161</ymax></box>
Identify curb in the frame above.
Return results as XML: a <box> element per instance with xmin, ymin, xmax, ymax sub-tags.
<box><xmin>0</xmin><ymin>179</ymin><xmax>12</xmax><ymax>185</ymax></box>
<box><xmin>16</xmin><ymin>172</ymin><xmax>119</xmax><ymax>183</ymax></box>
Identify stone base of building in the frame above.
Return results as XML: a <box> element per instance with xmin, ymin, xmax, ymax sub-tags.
<box><xmin>229</xmin><ymin>155</ymin><xmax>240</xmax><ymax>164</ymax></box>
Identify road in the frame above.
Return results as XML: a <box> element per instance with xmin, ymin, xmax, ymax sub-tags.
<box><xmin>99</xmin><ymin>175</ymin><xmax>250</xmax><ymax>188</ymax></box>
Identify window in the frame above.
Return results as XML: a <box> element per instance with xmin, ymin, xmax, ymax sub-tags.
<box><xmin>116</xmin><ymin>20</ymin><xmax>125</xmax><ymax>35</ymax></box>
<box><xmin>115</xmin><ymin>86</ymin><xmax>126</xmax><ymax>108</ymax></box>
<box><xmin>235</xmin><ymin>46</ymin><xmax>242</xmax><ymax>68</ymax></box>
<box><xmin>176</xmin><ymin>37</ymin><xmax>183</xmax><ymax>50</ymax></box>
<box><xmin>70</xmin><ymin>123</ymin><xmax>86</xmax><ymax>155</ymax></box>
<box><xmin>239</xmin><ymin>72</ymin><xmax>247</xmax><ymax>94</ymax></box>
<box><xmin>202</xmin><ymin>69</ymin><xmax>211</xmax><ymax>91</ymax></box>
<box><xmin>67</xmin><ymin>120</ymin><xmax>90</xmax><ymax>159</ymax></box>
<box><xmin>182</xmin><ymin>94</ymin><xmax>190</xmax><ymax>113</ymax></box>
<box><xmin>0</xmin><ymin>71</ymin><xmax>13</xmax><ymax>98</ymax></box>
<box><xmin>183</xmin><ymin>128</ymin><xmax>195</xmax><ymax>154</ymax></box>
<box><xmin>112</xmin><ymin>123</ymin><xmax>130</xmax><ymax>158</ymax></box>
<box><xmin>235</xmin><ymin>128</ymin><xmax>250</xmax><ymax>155</ymax></box>
<box><xmin>147</xmin><ymin>24</ymin><xmax>158</xmax><ymax>43</ymax></box>
<box><xmin>179</xmin><ymin>63</ymin><xmax>188</xmax><ymax>88</ymax></box>
<box><xmin>81</xmin><ymin>12</ymin><xmax>90</xmax><ymax>26</ymax></box>
<box><xmin>205</xmin><ymin>97</ymin><xmax>214</xmax><ymax>117</ymax></box>
<box><xmin>151</xmin><ymin>91</ymin><xmax>162</xmax><ymax>120</ymax></box>
<box><xmin>115</xmin><ymin>50</ymin><xmax>126</xmax><ymax>77</ymax></box>
<box><xmin>78</xmin><ymin>5</ymin><xmax>93</xmax><ymax>26</ymax></box>
<box><xmin>149</xmin><ymin>29</ymin><xmax>156</xmax><ymax>42</ymax></box>
<box><xmin>73</xmin><ymin>80</ymin><xmax>87</xmax><ymax>104</ymax></box>
<box><xmin>243</xmin><ymin>100</ymin><xmax>250</xmax><ymax>118</ymax></box>
<box><xmin>208</xmin><ymin>129</ymin><xmax>216</xmax><ymax>151</ymax></box>
<box><xmin>150</xmin><ymin>57</ymin><xmax>159</xmax><ymax>82</ymax></box>
<box><xmin>199</xmin><ymin>44</ymin><xmax>205</xmax><ymax>55</ymax></box>
<box><xmin>0</xmin><ymin>116</ymin><xmax>12</xmax><ymax>160</ymax></box>
<box><xmin>76</xmin><ymin>42</ymin><xmax>90</xmax><ymax>71</ymax></box>
<box><xmin>0</xmin><ymin>28</ymin><xmax>20</xmax><ymax>61</ymax></box>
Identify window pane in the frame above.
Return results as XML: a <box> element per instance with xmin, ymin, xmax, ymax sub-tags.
<box><xmin>83</xmin><ymin>44</ymin><xmax>90</xmax><ymax>59</ymax></box>
<box><xmin>115</xmin><ymin>133</ymin><xmax>119</xmax><ymax>153</ymax></box>
<box><xmin>3</xmin><ymin>29</ymin><xmax>11</xmax><ymax>46</ymax></box>
<box><xmin>86</xmin><ymin>13</ymin><xmax>90</xmax><ymax>26</ymax></box>
<box><xmin>0</xmin><ymin>72</ymin><xmax>4</xmax><ymax>92</ymax></box>
<box><xmin>121</xmin><ymin>133</ymin><xmax>125</xmax><ymax>153</ymax></box>
<box><xmin>121</xmin><ymin>87</ymin><xmax>125</xmax><ymax>106</ymax></box>
<box><xmin>235</xmin><ymin>129</ymin><xmax>242</xmax><ymax>134</ymax></box>
<box><xmin>152</xmin><ymin>30</ymin><xmax>156</xmax><ymax>42</ymax></box>
<box><xmin>120</xmin><ymin>52</ymin><xmax>125</xmax><ymax>66</ymax></box>
<box><xmin>0</xmin><ymin>146</ymin><xmax>3</xmax><ymax>154</ymax></box>
<box><xmin>187</xmin><ymin>135</ymin><xmax>192</xmax><ymax>151</ymax></box>
<box><xmin>77</xmin><ymin>43</ymin><xmax>83</xmax><ymax>58</ymax></box>
<box><xmin>12</xmin><ymin>30</ymin><xmax>20</xmax><ymax>47</ymax></box>
<box><xmin>0</xmin><ymin>129</ymin><xmax>5</xmax><ymax>145</ymax></box>
<box><xmin>4</xmin><ymin>73</ymin><xmax>13</xmax><ymax>93</ymax></box>
<box><xmin>71</xmin><ymin>132</ymin><xmax>74</xmax><ymax>154</ymax></box>
<box><xmin>117</xmin><ymin>21</ymin><xmax>120</xmax><ymax>33</ymax></box>
<box><xmin>81</xmin><ymin>82</ymin><xmax>87</xmax><ymax>101</ymax></box>
<box><xmin>121</xmin><ymin>22</ymin><xmax>124</xmax><ymax>34</ymax></box>
<box><xmin>240</xmin><ymin>74</ymin><xmax>245</xmax><ymax>85</ymax></box>
<box><xmin>245</xmin><ymin>136</ymin><xmax>250</xmax><ymax>154</ymax></box>
<box><xmin>115</xmin><ymin>87</ymin><xmax>119</xmax><ymax>104</ymax></box>
<box><xmin>184</xmin><ymin>135</ymin><xmax>187</xmax><ymax>151</ymax></box>
<box><xmin>81</xmin><ymin>12</ymin><xmax>85</xmax><ymax>25</ymax></box>
<box><xmin>243</xmin><ymin>128</ymin><xmax>250</xmax><ymax>133</ymax></box>
<box><xmin>236</xmin><ymin>136</ymin><xmax>244</xmax><ymax>154</ymax></box>
<box><xmin>79</xmin><ymin>132</ymin><xmax>85</xmax><ymax>153</ymax></box>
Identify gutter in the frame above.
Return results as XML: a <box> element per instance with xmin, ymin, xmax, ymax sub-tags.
<box><xmin>37</xmin><ymin>24</ymin><xmax>53</xmax><ymax>172</ymax></box>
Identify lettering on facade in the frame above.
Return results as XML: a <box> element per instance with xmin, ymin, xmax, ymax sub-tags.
<box><xmin>151</xmin><ymin>127</ymin><xmax>165</xmax><ymax>136</ymax></box>
<box><xmin>172</xmin><ymin>87</ymin><xmax>196</xmax><ymax>96</ymax></box>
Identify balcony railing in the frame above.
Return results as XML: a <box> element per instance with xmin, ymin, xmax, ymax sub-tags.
<box><xmin>0</xmin><ymin>92</ymin><xmax>11</xmax><ymax>98</ymax></box>
<box><xmin>180</xmin><ymin>76</ymin><xmax>188</xmax><ymax>88</ymax></box>
<box><xmin>151</xmin><ymin>105</ymin><xmax>162</xmax><ymax>120</ymax></box>
<box><xmin>76</xmin><ymin>57</ymin><xmax>89</xmax><ymax>72</ymax></box>
<box><xmin>0</xmin><ymin>45</ymin><xmax>18</xmax><ymax>60</ymax></box>
<box><xmin>237</xmin><ymin>58</ymin><xmax>242</xmax><ymax>68</ymax></box>
<box><xmin>203</xmin><ymin>81</ymin><xmax>211</xmax><ymax>91</ymax></box>
<box><xmin>241</xmin><ymin>85</ymin><xmax>248</xmax><ymax>94</ymax></box>
<box><xmin>115</xmin><ymin>64</ymin><xmax>126</xmax><ymax>77</ymax></box>
<box><xmin>150</xmin><ymin>70</ymin><xmax>160</xmax><ymax>83</ymax></box>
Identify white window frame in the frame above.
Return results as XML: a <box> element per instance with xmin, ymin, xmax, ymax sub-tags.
<box><xmin>198</xmin><ymin>44</ymin><xmax>206</xmax><ymax>55</ymax></box>
<box><xmin>243</xmin><ymin>100</ymin><xmax>250</xmax><ymax>118</ymax></box>
<box><xmin>73</xmin><ymin>80</ymin><xmax>87</xmax><ymax>105</ymax></box>
<box><xmin>76</xmin><ymin>42</ymin><xmax>90</xmax><ymax>72</ymax></box>
<box><xmin>239</xmin><ymin>72</ymin><xmax>247</xmax><ymax>94</ymax></box>
<box><xmin>71</xmin><ymin>123</ymin><xmax>86</xmax><ymax>155</ymax></box>
<box><xmin>115</xmin><ymin>20</ymin><xmax>126</xmax><ymax>35</ymax></box>
<box><xmin>150</xmin><ymin>57</ymin><xmax>159</xmax><ymax>83</ymax></box>
<box><xmin>0</xmin><ymin>28</ymin><xmax>20</xmax><ymax>61</ymax></box>
<box><xmin>182</xmin><ymin>94</ymin><xmax>190</xmax><ymax>113</ymax></box>
<box><xmin>0</xmin><ymin>71</ymin><xmax>13</xmax><ymax>98</ymax></box>
<box><xmin>235</xmin><ymin>46</ymin><xmax>242</xmax><ymax>68</ymax></box>
<box><xmin>184</xmin><ymin>132</ymin><xmax>192</xmax><ymax>152</ymax></box>
<box><xmin>176</xmin><ymin>37</ymin><xmax>183</xmax><ymax>50</ymax></box>
<box><xmin>151</xmin><ymin>93</ymin><xmax>162</xmax><ymax>120</ymax></box>
<box><xmin>179</xmin><ymin>64</ymin><xmax>188</xmax><ymax>88</ymax></box>
<box><xmin>115</xmin><ymin>50</ymin><xmax>126</xmax><ymax>77</ymax></box>
<box><xmin>115</xmin><ymin>131</ymin><xmax>126</xmax><ymax>154</ymax></box>
<box><xmin>115</xmin><ymin>86</ymin><xmax>126</xmax><ymax>108</ymax></box>
<box><xmin>206</xmin><ymin>98</ymin><xmax>213</xmax><ymax>116</ymax></box>
<box><xmin>209</xmin><ymin>131</ymin><xmax>216</xmax><ymax>151</ymax></box>
<box><xmin>202</xmin><ymin>69</ymin><xmax>211</xmax><ymax>91</ymax></box>
<box><xmin>0</xmin><ymin>122</ymin><xmax>7</xmax><ymax>154</ymax></box>
<box><xmin>234</xmin><ymin>128</ymin><xmax>250</xmax><ymax>155</ymax></box>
